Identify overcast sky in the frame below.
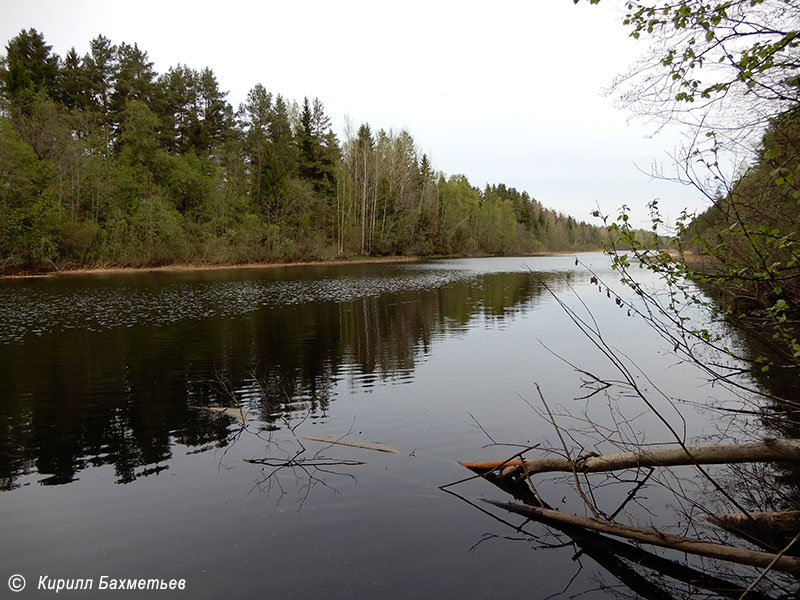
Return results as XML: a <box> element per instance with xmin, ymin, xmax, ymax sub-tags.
<box><xmin>1</xmin><ymin>0</ymin><xmax>708</xmax><ymax>226</ymax></box>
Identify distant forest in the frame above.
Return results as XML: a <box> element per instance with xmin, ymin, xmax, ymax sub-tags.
<box><xmin>0</xmin><ymin>29</ymin><xmax>607</xmax><ymax>272</ymax></box>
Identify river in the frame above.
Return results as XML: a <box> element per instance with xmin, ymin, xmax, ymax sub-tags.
<box><xmin>0</xmin><ymin>254</ymin><xmax>791</xmax><ymax>598</ymax></box>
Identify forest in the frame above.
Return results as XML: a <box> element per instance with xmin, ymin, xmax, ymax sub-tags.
<box><xmin>0</xmin><ymin>29</ymin><xmax>607</xmax><ymax>273</ymax></box>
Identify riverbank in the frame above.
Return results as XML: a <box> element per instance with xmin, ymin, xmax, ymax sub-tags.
<box><xmin>1</xmin><ymin>250</ymin><xmax>602</xmax><ymax>280</ymax></box>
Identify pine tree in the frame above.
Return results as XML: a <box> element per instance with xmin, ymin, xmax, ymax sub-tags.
<box><xmin>82</xmin><ymin>35</ymin><xmax>117</xmax><ymax>118</ymax></box>
<box><xmin>193</xmin><ymin>67</ymin><xmax>231</xmax><ymax>156</ymax></box>
<box><xmin>242</xmin><ymin>83</ymin><xmax>284</xmax><ymax>220</ymax></box>
<box><xmin>157</xmin><ymin>64</ymin><xmax>195</xmax><ymax>154</ymax></box>
<box><xmin>109</xmin><ymin>42</ymin><xmax>157</xmax><ymax>126</ymax></box>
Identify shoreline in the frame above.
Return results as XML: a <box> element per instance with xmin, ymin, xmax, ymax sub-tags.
<box><xmin>0</xmin><ymin>256</ymin><xmax>420</xmax><ymax>279</ymax></box>
<box><xmin>1</xmin><ymin>249</ymin><xmax>603</xmax><ymax>280</ymax></box>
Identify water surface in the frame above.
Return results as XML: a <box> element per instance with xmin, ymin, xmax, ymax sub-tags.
<box><xmin>0</xmin><ymin>254</ymin><xmax>782</xmax><ymax>598</ymax></box>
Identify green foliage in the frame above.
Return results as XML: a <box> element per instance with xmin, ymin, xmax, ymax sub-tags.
<box><xmin>593</xmin><ymin>0</ymin><xmax>800</xmax><ymax>110</ymax></box>
<box><xmin>118</xmin><ymin>99</ymin><xmax>166</xmax><ymax>176</ymax></box>
<box><xmin>128</xmin><ymin>195</ymin><xmax>188</xmax><ymax>264</ymax></box>
<box><xmin>577</xmin><ymin>0</ymin><xmax>800</xmax><ymax>384</ymax></box>
<box><xmin>0</xmin><ymin>28</ymin><xmax>60</xmax><ymax>112</ymax></box>
<box><xmin>0</xmin><ymin>117</ymin><xmax>59</xmax><ymax>267</ymax></box>
<box><xmin>109</xmin><ymin>42</ymin><xmax>157</xmax><ymax>128</ymax></box>
<box><xmin>680</xmin><ymin>107</ymin><xmax>800</xmax><ymax>368</ymax></box>
<box><xmin>59</xmin><ymin>219</ymin><xmax>100</xmax><ymax>260</ymax></box>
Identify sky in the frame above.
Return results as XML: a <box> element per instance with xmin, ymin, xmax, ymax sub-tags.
<box><xmin>1</xmin><ymin>0</ymin><xmax>710</xmax><ymax>227</ymax></box>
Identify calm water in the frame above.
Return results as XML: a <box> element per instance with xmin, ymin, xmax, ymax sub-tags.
<box><xmin>0</xmin><ymin>255</ymin><xmax>786</xmax><ymax>598</ymax></box>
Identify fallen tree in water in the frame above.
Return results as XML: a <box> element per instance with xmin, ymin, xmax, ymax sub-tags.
<box><xmin>444</xmin><ymin>469</ymin><xmax>781</xmax><ymax>600</ymax></box>
<box><xmin>452</xmin><ymin>436</ymin><xmax>800</xmax><ymax>597</ymax></box>
<box><xmin>484</xmin><ymin>498</ymin><xmax>800</xmax><ymax>575</ymax></box>
<box><xmin>460</xmin><ymin>438</ymin><xmax>800</xmax><ymax>477</ymax></box>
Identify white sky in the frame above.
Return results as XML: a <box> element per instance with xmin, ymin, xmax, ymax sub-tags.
<box><xmin>1</xmin><ymin>0</ymin><xmax>709</xmax><ymax>227</ymax></box>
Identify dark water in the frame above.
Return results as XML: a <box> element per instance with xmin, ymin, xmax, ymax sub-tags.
<box><xmin>0</xmin><ymin>255</ymin><xmax>784</xmax><ymax>598</ymax></box>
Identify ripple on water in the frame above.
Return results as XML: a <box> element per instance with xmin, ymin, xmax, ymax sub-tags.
<box><xmin>0</xmin><ymin>267</ymin><xmax>481</xmax><ymax>344</ymax></box>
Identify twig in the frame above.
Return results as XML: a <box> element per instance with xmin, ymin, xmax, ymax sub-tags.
<box><xmin>536</xmin><ymin>383</ymin><xmax>602</xmax><ymax>519</ymax></box>
<box><xmin>738</xmin><ymin>530</ymin><xmax>800</xmax><ymax>599</ymax></box>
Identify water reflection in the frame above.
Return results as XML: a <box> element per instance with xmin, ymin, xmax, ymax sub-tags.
<box><xmin>0</xmin><ymin>262</ymin><xmax>568</xmax><ymax>490</ymax></box>
<box><xmin>3</xmin><ymin>256</ymin><xmax>799</xmax><ymax>600</ymax></box>
<box><xmin>446</xmin><ymin>480</ymin><xmax>792</xmax><ymax>600</ymax></box>
<box><xmin>696</xmin><ymin>284</ymin><xmax>800</xmax><ymax>509</ymax></box>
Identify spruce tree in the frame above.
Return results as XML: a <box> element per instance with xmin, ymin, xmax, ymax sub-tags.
<box><xmin>0</xmin><ymin>29</ymin><xmax>60</xmax><ymax>112</ymax></box>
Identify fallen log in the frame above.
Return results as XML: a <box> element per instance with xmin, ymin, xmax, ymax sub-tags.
<box><xmin>460</xmin><ymin>438</ymin><xmax>800</xmax><ymax>477</ymax></box>
<box><xmin>303</xmin><ymin>435</ymin><xmax>399</xmax><ymax>454</ymax></box>
<box><xmin>194</xmin><ymin>406</ymin><xmax>251</xmax><ymax>421</ymax></box>
<box><xmin>243</xmin><ymin>457</ymin><xmax>366</xmax><ymax>467</ymax></box>
<box><xmin>485</xmin><ymin>498</ymin><xmax>800</xmax><ymax>575</ymax></box>
<box><xmin>471</xmin><ymin>473</ymin><xmax>775</xmax><ymax>599</ymax></box>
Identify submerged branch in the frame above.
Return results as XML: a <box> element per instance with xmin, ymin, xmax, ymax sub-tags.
<box><xmin>303</xmin><ymin>436</ymin><xmax>399</xmax><ymax>454</ymax></box>
<box><xmin>484</xmin><ymin>498</ymin><xmax>800</xmax><ymax>575</ymax></box>
<box><xmin>244</xmin><ymin>458</ymin><xmax>366</xmax><ymax>467</ymax></box>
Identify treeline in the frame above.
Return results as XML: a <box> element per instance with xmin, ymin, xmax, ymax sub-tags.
<box><xmin>0</xmin><ymin>29</ymin><xmax>606</xmax><ymax>272</ymax></box>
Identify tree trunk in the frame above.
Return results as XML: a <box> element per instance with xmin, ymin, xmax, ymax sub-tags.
<box><xmin>470</xmin><ymin>473</ymin><xmax>775</xmax><ymax>600</ymax></box>
<box><xmin>460</xmin><ymin>438</ymin><xmax>800</xmax><ymax>477</ymax></box>
<box><xmin>485</xmin><ymin>499</ymin><xmax>800</xmax><ymax>574</ymax></box>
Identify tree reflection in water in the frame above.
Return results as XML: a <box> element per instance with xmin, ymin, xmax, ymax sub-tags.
<box><xmin>445</xmin><ymin>275</ymin><xmax>800</xmax><ymax>600</ymax></box>
<box><xmin>0</xmin><ymin>267</ymin><xmax>557</xmax><ymax>490</ymax></box>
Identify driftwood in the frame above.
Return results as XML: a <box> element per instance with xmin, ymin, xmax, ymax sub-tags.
<box><xmin>243</xmin><ymin>457</ymin><xmax>366</xmax><ymax>467</ymax></box>
<box><xmin>485</xmin><ymin>498</ymin><xmax>800</xmax><ymax>575</ymax></box>
<box><xmin>194</xmin><ymin>406</ymin><xmax>251</xmax><ymax>421</ymax></box>
<box><xmin>709</xmin><ymin>510</ymin><xmax>800</xmax><ymax>554</ymax></box>
<box><xmin>460</xmin><ymin>438</ymin><xmax>800</xmax><ymax>477</ymax></box>
<box><xmin>303</xmin><ymin>436</ymin><xmax>399</xmax><ymax>454</ymax></box>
